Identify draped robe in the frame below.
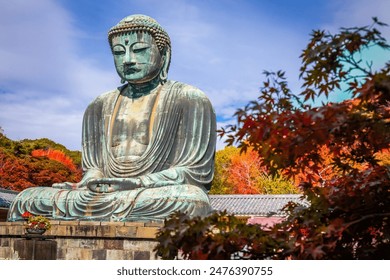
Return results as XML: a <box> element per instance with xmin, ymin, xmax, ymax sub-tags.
<box><xmin>8</xmin><ymin>81</ymin><xmax>216</xmax><ymax>221</ymax></box>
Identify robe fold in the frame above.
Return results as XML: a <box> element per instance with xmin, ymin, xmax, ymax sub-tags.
<box><xmin>8</xmin><ymin>81</ymin><xmax>216</xmax><ymax>221</ymax></box>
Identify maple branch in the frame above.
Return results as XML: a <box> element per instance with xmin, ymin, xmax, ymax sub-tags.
<box><xmin>344</xmin><ymin>213</ymin><xmax>390</xmax><ymax>229</ymax></box>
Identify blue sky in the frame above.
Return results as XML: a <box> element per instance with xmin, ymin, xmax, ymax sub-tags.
<box><xmin>0</xmin><ymin>0</ymin><xmax>389</xmax><ymax>150</ymax></box>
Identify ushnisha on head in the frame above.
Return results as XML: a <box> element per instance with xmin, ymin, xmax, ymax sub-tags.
<box><xmin>108</xmin><ymin>14</ymin><xmax>171</xmax><ymax>54</ymax></box>
<box><xmin>108</xmin><ymin>14</ymin><xmax>171</xmax><ymax>85</ymax></box>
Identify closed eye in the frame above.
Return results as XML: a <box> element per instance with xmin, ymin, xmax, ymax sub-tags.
<box><xmin>113</xmin><ymin>50</ymin><xmax>125</xmax><ymax>55</ymax></box>
<box><xmin>112</xmin><ymin>45</ymin><xmax>126</xmax><ymax>55</ymax></box>
<box><xmin>133</xmin><ymin>47</ymin><xmax>149</xmax><ymax>53</ymax></box>
<box><xmin>132</xmin><ymin>43</ymin><xmax>150</xmax><ymax>53</ymax></box>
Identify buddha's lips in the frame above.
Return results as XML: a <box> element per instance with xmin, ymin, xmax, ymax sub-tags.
<box><xmin>123</xmin><ymin>67</ymin><xmax>141</xmax><ymax>74</ymax></box>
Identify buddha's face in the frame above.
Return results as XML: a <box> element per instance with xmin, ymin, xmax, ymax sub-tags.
<box><xmin>111</xmin><ymin>32</ymin><xmax>163</xmax><ymax>84</ymax></box>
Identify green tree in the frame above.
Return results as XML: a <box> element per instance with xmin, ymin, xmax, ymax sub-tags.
<box><xmin>210</xmin><ymin>146</ymin><xmax>238</xmax><ymax>194</ymax></box>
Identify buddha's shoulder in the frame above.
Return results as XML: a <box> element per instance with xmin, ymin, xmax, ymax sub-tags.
<box><xmin>167</xmin><ymin>81</ymin><xmax>209</xmax><ymax>101</ymax></box>
<box><xmin>88</xmin><ymin>88</ymin><xmax>120</xmax><ymax>105</ymax></box>
<box><xmin>97</xmin><ymin>88</ymin><xmax>120</xmax><ymax>100</ymax></box>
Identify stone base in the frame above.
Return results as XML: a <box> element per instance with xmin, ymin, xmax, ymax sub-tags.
<box><xmin>0</xmin><ymin>220</ymin><xmax>163</xmax><ymax>260</ymax></box>
<box><xmin>14</xmin><ymin>239</ymin><xmax>57</xmax><ymax>260</ymax></box>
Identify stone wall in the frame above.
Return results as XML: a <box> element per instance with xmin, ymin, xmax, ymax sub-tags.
<box><xmin>0</xmin><ymin>220</ymin><xmax>163</xmax><ymax>260</ymax></box>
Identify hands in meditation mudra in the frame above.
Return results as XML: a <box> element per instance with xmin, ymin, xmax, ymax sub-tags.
<box><xmin>8</xmin><ymin>15</ymin><xmax>216</xmax><ymax>222</ymax></box>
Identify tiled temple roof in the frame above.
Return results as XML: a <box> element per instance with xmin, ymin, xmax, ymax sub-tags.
<box><xmin>0</xmin><ymin>188</ymin><xmax>18</xmax><ymax>208</ymax></box>
<box><xmin>209</xmin><ymin>194</ymin><xmax>308</xmax><ymax>216</ymax></box>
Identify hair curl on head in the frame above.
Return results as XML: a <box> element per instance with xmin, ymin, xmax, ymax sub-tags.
<box><xmin>108</xmin><ymin>14</ymin><xmax>171</xmax><ymax>53</ymax></box>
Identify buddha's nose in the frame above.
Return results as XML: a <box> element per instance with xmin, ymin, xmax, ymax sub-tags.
<box><xmin>123</xmin><ymin>52</ymin><xmax>135</xmax><ymax>65</ymax></box>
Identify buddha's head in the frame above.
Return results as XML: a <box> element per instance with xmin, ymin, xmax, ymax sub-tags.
<box><xmin>108</xmin><ymin>15</ymin><xmax>171</xmax><ymax>85</ymax></box>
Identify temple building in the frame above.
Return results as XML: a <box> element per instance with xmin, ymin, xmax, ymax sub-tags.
<box><xmin>0</xmin><ymin>188</ymin><xmax>18</xmax><ymax>222</ymax></box>
<box><xmin>210</xmin><ymin>194</ymin><xmax>307</xmax><ymax>227</ymax></box>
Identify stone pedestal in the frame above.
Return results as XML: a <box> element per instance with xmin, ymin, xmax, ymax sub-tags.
<box><xmin>14</xmin><ymin>238</ymin><xmax>57</xmax><ymax>260</ymax></box>
<box><xmin>0</xmin><ymin>220</ymin><xmax>163</xmax><ymax>260</ymax></box>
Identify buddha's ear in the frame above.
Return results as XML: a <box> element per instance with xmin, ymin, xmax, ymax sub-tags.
<box><xmin>159</xmin><ymin>48</ymin><xmax>171</xmax><ymax>83</ymax></box>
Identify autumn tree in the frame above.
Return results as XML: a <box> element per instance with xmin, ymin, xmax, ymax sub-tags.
<box><xmin>211</xmin><ymin>146</ymin><xmax>298</xmax><ymax>194</ymax></box>
<box><xmin>0</xmin><ymin>130</ymin><xmax>82</xmax><ymax>191</ymax></box>
<box><xmin>0</xmin><ymin>150</ymin><xmax>30</xmax><ymax>190</ymax></box>
<box><xmin>228</xmin><ymin>149</ymin><xmax>264</xmax><ymax>194</ymax></box>
<box><xmin>32</xmin><ymin>149</ymin><xmax>79</xmax><ymax>172</ymax></box>
<box><xmin>156</xmin><ymin>18</ymin><xmax>390</xmax><ymax>259</ymax></box>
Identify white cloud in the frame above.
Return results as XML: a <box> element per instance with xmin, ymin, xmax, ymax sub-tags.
<box><xmin>325</xmin><ymin>0</ymin><xmax>390</xmax><ymax>35</ymax></box>
<box><xmin>0</xmin><ymin>0</ymin><xmax>117</xmax><ymax>150</ymax></box>
<box><xmin>0</xmin><ymin>90</ymin><xmax>82</xmax><ymax>144</ymax></box>
<box><xmin>0</xmin><ymin>0</ymin><xmax>74</xmax><ymax>91</ymax></box>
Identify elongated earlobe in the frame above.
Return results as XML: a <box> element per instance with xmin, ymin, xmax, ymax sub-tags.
<box><xmin>159</xmin><ymin>67</ymin><xmax>168</xmax><ymax>84</ymax></box>
<box><xmin>159</xmin><ymin>49</ymin><xmax>171</xmax><ymax>84</ymax></box>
